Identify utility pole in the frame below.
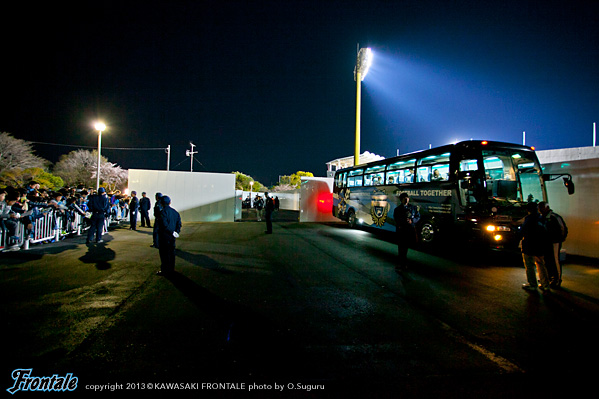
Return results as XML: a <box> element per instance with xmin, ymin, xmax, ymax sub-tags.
<box><xmin>166</xmin><ymin>145</ymin><xmax>171</xmax><ymax>171</ymax></box>
<box><xmin>186</xmin><ymin>142</ymin><xmax>197</xmax><ymax>172</ymax></box>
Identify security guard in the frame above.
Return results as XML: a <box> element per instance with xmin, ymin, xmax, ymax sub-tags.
<box><xmin>86</xmin><ymin>187</ymin><xmax>110</xmax><ymax>244</ymax></box>
<box><xmin>156</xmin><ymin>195</ymin><xmax>181</xmax><ymax>276</ymax></box>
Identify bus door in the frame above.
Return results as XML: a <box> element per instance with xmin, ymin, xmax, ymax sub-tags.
<box><xmin>457</xmin><ymin>157</ymin><xmax>485</xmax><ymax>207</ymax></box>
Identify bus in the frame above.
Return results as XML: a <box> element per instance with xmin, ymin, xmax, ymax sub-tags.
<box><xmin>332</xmin><ymin>140</ymin><xmax>573</xmax><ymax>249</ymax></box>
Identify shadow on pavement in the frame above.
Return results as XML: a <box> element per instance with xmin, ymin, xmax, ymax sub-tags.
<box><xmin>78</xmin><ymin>242</ymin><xmax>116</xmax><ymax>270</ymax></box>
<box><xmin>175</xmin><ymin>249</ymin><xmax>234</xmax><ymax>274</ymax></box>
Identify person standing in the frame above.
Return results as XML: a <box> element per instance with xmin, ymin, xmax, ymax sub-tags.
<box><xmin>521</xmin><ymin>202</ymin><xmax>550</xmax><ymax>292</ymax></box>
<box><xmin>86</xmin><ymin>187</ymin><xmax>110</xmax><ymax>244</ymax></box>
<box><xmin>538</xmin><ymin>202</ymin><xmax>568</xmax><ymax>288</ymax></box>
<box><xmin>129</xmin><ymin>191</ymin><xmax>139</xmax><ymax>230</ymax></box>
<box><xmin>151</xmin><ymin>192</ymin><xmax>163</xmax><ymax>248</ymax></box>
<box><xmin>393</xmin><ymin>193</ymin><xmax>420</xmax><ymax>270</ymax></box>
<box><xmin>156</xmin><ymin>195</ymin><xmax>181</xmax><ymax>276</ymax></box>
<box><xmin>264</xmin><ymin>192</ymin><xmax>274</xmax><ymax>234</ymax></box>
<box><xmin>139</xmin><ymin>192</ymin><xmax>151</xmax><ymax>228</ymax></box>
<box><xmin>255</xmin><ymin>195</ymin><xmax>264</xmax><ymax>221</ymax></box>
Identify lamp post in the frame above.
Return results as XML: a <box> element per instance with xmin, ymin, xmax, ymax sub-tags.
<box><xmin>354</xmin><ymin>47</ymin><xmax>373</xmax><ymax>166</ymax></box>
<box><xmin>249</xmin><ymin>180</ymin><xmax>254</xmax><ymax>208</ymax></box>
<box><xmin>94</xmin><ymin>122</ymin><xmax>106</xmax><ymax>191</ymax></box>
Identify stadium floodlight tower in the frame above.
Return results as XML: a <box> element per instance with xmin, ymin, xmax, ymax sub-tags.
<box><xmin>354</xmin><ymin>47</ymin><xmax>373</xmax><ymax>166</ymax></box>
<box><xmin>94</xmin><ymin>122</ymin><xmax>106</xmax><ymax>191</ymax></box>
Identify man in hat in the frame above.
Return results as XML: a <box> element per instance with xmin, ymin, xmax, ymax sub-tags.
<box><xmin>129</xmin><ymin>191</ymin><xmax>139</xmax><ymax>230</ymax></box>
<box><xmin>156</xmin><ymin>195</ymin><xmax>181</xmax><ymax>276</ymax></box>
<box><xmin>86</xmin><ymin>187</ymin><xmax>110</xmax><ymax>244</ymax></box>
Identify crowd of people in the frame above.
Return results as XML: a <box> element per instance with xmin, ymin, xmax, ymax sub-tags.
<box><xmin>1</xmin><ymin>181</ymin><xmax>182</xmax><ymax>277</ymax></box>
<box><xmin>0</xmin><ymin>181</ymin><xmax>144</xmax><ymax>252</ymax></box>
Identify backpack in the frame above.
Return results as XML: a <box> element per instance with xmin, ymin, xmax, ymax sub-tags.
<box><xmin>553</xmin><ymin>213</ymin><xmax>568</xmax><ymax>242</ymax></box>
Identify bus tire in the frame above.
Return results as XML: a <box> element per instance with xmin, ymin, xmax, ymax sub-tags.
<box><xmin>347</xmin><ymin>209</ymin><xmax>357</xmax><ymax>228</ymax></box>
<box><xmin>418</xmin><ymin>220</ymin><xmax>436</xmax><ymax>245</ymax></box>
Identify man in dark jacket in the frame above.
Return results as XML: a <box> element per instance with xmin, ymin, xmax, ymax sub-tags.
<box><xmin>539</xmin><ymin>202</ymin><xmax>567</xmax><ymax>288</ymax></box>
<box><xmin>151</xmin><ymin>192</ymin><xmax>163</xmax><ymax>248</ymax></box>
<box><xmin>129</xmin><ymin>191</ymin><xmax>139</xmax><ymax>230</ymax></box>
<box><xmin>139</xmin><ymin>192</ymin><xmax>151</xmax><ymax>228</ymax></box>
<box><xmin>521</xmin><ymin>201</ymin><xmax>550</xmax><ymax>292</ymax></box>
<box><xmin>86</xmin><ymin>187</ymin><xmax>110</xmax><ymax>244</ymax></box>
<box><xmin>264</xmin><ymin>192</ymin><xmax>274</xmax><ymax>234</ymax></box>
<box><xmin>156</xmin><ymin>195</ymin><xmax>181</xmax><ymax>276</ymax></box>
<box><xmin>393</xmin><ymin>193</ymin><xmax>420</xmax><ymax>270</ymax></box>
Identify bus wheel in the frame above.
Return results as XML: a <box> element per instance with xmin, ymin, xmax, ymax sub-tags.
<box><xmin>347</xmin><ymin>209</ymin><xmax>357</xmax><ymax>228</ymax></box>
<box><xmin>419</xmin><ymin>221</ymin><xmax>436</xmax><ymax>244</ymax></box>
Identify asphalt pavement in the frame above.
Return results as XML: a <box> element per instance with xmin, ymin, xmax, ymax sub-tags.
<box><xmin>2</xmin><ymin>210</ymin><xmax>598</xmax><ymax>398</ymax></box>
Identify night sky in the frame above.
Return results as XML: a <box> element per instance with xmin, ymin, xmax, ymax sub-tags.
<box><xmin>2</xmin><ymin>0</ymin><xmax>598</xmax><ymax>186</ymax></box>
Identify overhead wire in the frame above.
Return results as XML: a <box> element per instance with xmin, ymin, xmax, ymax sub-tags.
<box><xmin>29</xmin><ymin>141</ymin><xmax>167</xmax><ymax>151</ymax></box>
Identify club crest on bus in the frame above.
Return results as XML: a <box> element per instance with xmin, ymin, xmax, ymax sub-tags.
<box><xmin>370</xmin><ymin>188</ymin><xmax>389</xmax><ymax>227</ymax></box>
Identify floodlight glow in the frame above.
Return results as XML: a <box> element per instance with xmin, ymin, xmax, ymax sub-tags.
<box><xmin>354</xmin><ymin>47</ymin><xmax>373</xmax><ymax>81</ymax></box>
<box><xmin>353</xmin><ymin>46</ymin><xmax>373</xmax><ymax>166</ymax></box>
<box><xmin>94</xmin><ymin>122</ymin><xmax>106</xmax><ymax>132</ymax></box>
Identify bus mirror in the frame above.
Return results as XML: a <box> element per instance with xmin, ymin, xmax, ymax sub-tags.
<box><xmin>564</xmin><ymin>177</ymin><xmax>575</xmax><ymax>195</ymax></box>
<box><xmin>542</xmin><ymin>174</ymin><xmax>575</xmax><ymax>195</ymax></box>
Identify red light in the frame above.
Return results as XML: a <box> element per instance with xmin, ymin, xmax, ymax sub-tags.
<box><xmin>481</xmin><ymin>141</ymin><xmax>488</xmax><ymax>145</ymax></box>
<box><xmin>530</xmin><ymin>146</ymin><xmax>535</xmax><ymax>150</ymax></box>
<box><xmin>316</xmin><ymin>192</ymin><xmax>333</xmax><ymax>213</ymax></box>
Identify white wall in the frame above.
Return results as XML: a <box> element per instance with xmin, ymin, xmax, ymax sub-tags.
<box><xmin>127</xmin><ymin>170</ymin><xmax>236</xmax><ymax>222</ymax></box>
<box><xmin>537</xmin><ymin>147</ymin><xmax>599</xmax><ymax>258</ymax></box>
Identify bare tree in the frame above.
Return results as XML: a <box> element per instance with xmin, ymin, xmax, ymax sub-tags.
<box><xmin>0</xmin><ymin>132</ymin><xmax>48</xmax><ymax>173</ymax></box>
<box><xmin>53</xmin><ymin>149</ymin><xmax>127</xmax><ymax>190</ymax></box>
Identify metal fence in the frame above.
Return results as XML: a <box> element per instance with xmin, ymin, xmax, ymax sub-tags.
<box><xmin>1</xmin><ymin>209</ymin><xmax>121</xmax><ymax>252</ymax></box>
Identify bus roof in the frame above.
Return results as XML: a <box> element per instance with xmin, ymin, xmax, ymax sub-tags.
<box><xmin>335</xmin><ymin>140</ymin><xmax>536</xmax><ymax>173</ymax></box>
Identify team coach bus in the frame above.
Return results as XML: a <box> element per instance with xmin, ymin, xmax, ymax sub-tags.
<box><xmin>332</xmin><ymin>140</ymin><xmax>573</xmax><ymax>249</ymax></box>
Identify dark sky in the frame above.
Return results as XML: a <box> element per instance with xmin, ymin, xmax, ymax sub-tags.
<box><xmin>2</xmin><ymin>0</ymin><xmax>598</xmax><ymax>186</ymax></box>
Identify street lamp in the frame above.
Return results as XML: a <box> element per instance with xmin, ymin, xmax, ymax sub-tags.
<box><xmin>354</xmin><ymin>47</ymin><xmax>373</xmax><ymax>166</ymax></box>
<box><xmin>94</xmin><ymin>122</ymin><xmax>106</xmax><ymax>191</ymax></box>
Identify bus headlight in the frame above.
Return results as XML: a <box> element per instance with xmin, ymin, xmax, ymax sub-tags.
<box><xmin>494</xmin><ymin>234</ymin><xmax>503</xmax><ymax>241</ymax></box>
<box><xmin>486</xmin><ymin>225</ymin><xmax>511</xmax><ymax>232</ymax></box>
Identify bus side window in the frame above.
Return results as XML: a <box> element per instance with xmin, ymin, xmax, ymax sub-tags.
<box><xmin>431</xmin><ymin>164</ymin><xmax>449</xmax><ymax>181</ymax></box>
<box><xmin>404</xmin><ymin>169</ymin><xmax>414</xmax><ymax>183</ymax></box>
<box><xmin>460</xmin><ymin>159</ymin><xmax>478</xmax><ymax>171</ymax></box>
<box><xmin>417</xmin><ymin>166</ymin><xmax>431</xmax><ymax>182</ymax></box>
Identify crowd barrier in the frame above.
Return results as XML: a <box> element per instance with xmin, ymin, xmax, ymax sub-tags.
<box><xmin>1</xmin><ymin>208</ymin><xmax>121</xmax><ymax>252</ymax></box>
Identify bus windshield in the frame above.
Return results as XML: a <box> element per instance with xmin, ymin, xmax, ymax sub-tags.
<box><xmin>482</xmin><ymin>149</ymin><xmax>544</xmax><ymax>204</ymax></box>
